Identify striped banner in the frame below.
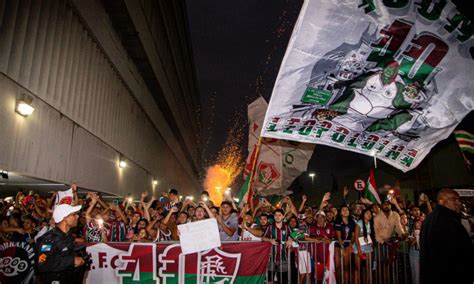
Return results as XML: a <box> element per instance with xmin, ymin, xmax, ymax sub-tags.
<box><xmin>85</xmin><ymin>242</ymin><xmax>271</xmax><ymax>284</ymax></box>
<box><xmin>454</xmin><ymin>130</ymin><xmax>474</xmax><ymax>154</ymax></box>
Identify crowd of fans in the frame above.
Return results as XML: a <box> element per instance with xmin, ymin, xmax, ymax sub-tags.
<box><xmin>0</xmin><ymin>184</ymin><xmax>472</xmax><ymax>284</ymax></box>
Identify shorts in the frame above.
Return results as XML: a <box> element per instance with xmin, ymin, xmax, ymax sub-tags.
<box><xmin>335</xmin><ymin>241</ymin><xmax>351</xmax><ymax>249</ymax></box>
<box><xmin>298</xmin><ymin>250</ymin><xmax>312</xmax><ymax>274</ymax></box>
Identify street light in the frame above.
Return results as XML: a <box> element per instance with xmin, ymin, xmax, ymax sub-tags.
<box><xmin>309</xmin><ymin>172</ymin><xmax>315</xmax><ymax>189</ymax></box>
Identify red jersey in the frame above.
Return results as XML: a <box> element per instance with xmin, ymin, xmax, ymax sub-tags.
<box><xmin>313</xmin><ymin>223</ymin><xmax>335</xmax><ymax>262</ymax></box>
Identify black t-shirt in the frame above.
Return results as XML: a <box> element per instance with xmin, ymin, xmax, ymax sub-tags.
<box><xmin>334</xmin><ymin>218</ymin><xmax>356</xmax><ymax>242</ymax></box>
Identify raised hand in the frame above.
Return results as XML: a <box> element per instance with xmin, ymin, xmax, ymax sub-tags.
<box><xmin>71</xmin><ymin>183</ymin><xmax>78</xmax><ymax>193</ymax></box>
<box><xmin>419</xmin><ymin>193</ymin><xmax>427</xmax><ymax>204</ymax></box>
<box><xmin>360</xmin><ymin>197</ymin><xmax>371</xmax><ymax>204</ymax></box>
<box><xmin>170</xmin><ymin>206</ymin><xmax>179</xmax><ymax>213</ymax></box>
<box><xmin>343</xmin><ymin>186</ymin><xmax>349</xmax><ymax>197</ymax></box>
<box><xmin>302</xmin><ymin>195</ymin><xmax>307</xmax><ymax>202</ymax></box>
<box><xmin>320</xmin><ymin>200</ymin><xmax>329</xmax><ymax>208</ymax></box>
<box><xmin>262</xmin><ymin>198</ymin><xmax>272</xmax><ymax>207</ymax></box>
<box><xmin>322</xmin><ymin>192</ymin><xmax>331</xmax><ymax>202</ymax></box>
<box><xmin>141</xmin><ymin>191</ymin><xmax>149</xmax><ymax>200</ymax></box>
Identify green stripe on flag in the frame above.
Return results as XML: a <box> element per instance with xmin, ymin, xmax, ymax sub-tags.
<box><xmin>454</xmin><ymin>131</ymin><xmax>474</xmax><ymax>140</ymax></box>
<box><xmin>120</xmin><ymin>272</ymin><xmax>156</xmax><ymax>284</ymax></box>
<box><xmin>237</xmin><ymin>174</ymin><xmax>251</xmax><ymax>205</ymax></box>
<box><xmin>165</xmin><ymin>273</ymin><xmax>266</xmax><ymax>284</ymax></box>
<box><xmin>460</xmin><ymin>146</ymin><xmax>474</xmax><ymax>154</ymax></box>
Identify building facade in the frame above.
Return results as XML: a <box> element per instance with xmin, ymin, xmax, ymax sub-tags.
<box><xmin>0</xmin><ymin>0</ymin><xmax>201</xmax><ymax>197</ymax></box>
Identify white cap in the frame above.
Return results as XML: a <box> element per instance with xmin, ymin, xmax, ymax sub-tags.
<box><xmin>53</xmin><ymin>204</ymin><xmax>82</xmax><ymax>223</ymax></box>
<box><xmin>315</xmin><ymin>210</ymin><xmax>326</xmax><ymax>217</ymax></box>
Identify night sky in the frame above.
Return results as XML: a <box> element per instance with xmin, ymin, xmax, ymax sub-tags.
<box><xmin>186</xmin><ymin>0</ymin><xmax>474</xmax><ymax>200</ymax></box>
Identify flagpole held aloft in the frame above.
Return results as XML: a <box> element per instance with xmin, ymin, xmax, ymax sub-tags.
<box><xmin>247</xmin><ymin>136</ymin><xmax>262</xmax><ymax>209</ymax></box>
<box><xmin>371</xmin><ymin>150</ymin><xmax>377</xmax><ymax>169</ymax></box>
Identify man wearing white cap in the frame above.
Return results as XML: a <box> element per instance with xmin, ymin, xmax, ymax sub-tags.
<box><xmin>36</xmin><ymin>204</ymin><xmax>86</xmax><ymax>283</ymax></box>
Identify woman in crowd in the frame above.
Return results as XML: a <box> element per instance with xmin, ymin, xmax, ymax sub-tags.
<box><xmin>354</xmin><ymin>209</ymin><xmax>375</xmax><ymax>284</ymax></box>
<box><xmin>334</xmin><ymin>205</ymin><xmax>356</xmax><ymax>284</ymax></box>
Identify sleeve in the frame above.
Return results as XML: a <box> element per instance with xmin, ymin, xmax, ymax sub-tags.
<box><xmin>263</xmin><ymin>226</ymin><xmax>271</xmax><ymax>238</ymax></box>
<box><xmin>228</xmin><ymin>214</ymin><xmax>239</xmax><ymax>229</ymax></box>
<box><xmin>393</xmin><ymin>213</ymin><xmax>405</xmax><ymax>236</ymax></box>
<box><xmin>286</xmin><ymin>225</ymin><xmax>292</xmax><ymax>238</ymax></box>
<box><xmin>334</xmin><ymin>220</ymin><xmax>342</xmax><ymax>231</ymax></box>
<box><xmin>37</xmin><ymin>235</ymin><xmax>75</xmax><ymax>272</ymax></box>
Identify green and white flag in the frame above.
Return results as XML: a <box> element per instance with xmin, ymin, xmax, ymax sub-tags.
<box><xmin>454</xmin><ymin>130</ymin><xmax>474</xmax><ymax>154</ymax></box>
<box><xmin>364</xmin><ymin>168</ymin><xmax>381</xmax><ymax>204</ymax></box>
<box><xmin>261</xmin><ymin>0</ymin><xmax>474</xmax><ymax>172</ymax></box>
<box><xmin>242</xmin><ymin>97</ymin><xmax>314</xmax><ymax>197</ymax></box>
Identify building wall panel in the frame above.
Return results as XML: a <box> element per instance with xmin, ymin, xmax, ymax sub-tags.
<box><xmin>0</xmin><ymin>0</ymin><xmax>199</xmax><ymax>195</ymax></box>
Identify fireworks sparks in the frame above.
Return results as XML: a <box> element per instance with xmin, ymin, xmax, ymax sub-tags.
<box><xmin>203</xmin><ymin>122</ymin><xmax>245</xmax><ymax>205</ymax></box>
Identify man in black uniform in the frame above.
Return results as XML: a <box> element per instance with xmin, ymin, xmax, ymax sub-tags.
<box><xmin>36</xmin><ymin>204</ymin><xmax>86</xmax><ymax>284</ymax></box>
<box><xmin>420</xmin><ymin>188</ymin><xmax>473</xmax><ymax>284</ymax></box>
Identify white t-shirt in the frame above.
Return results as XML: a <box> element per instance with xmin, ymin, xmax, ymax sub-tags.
<box><xmin>241</xmin><ymin>224</ymin><xmax>261</xmax><ymax>241</ymax></box>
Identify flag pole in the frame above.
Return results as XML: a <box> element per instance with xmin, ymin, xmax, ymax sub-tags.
<box><xmin>247</xmin><ymin>136</ymin><xmax>263</xmax><ymax>211</ymax></box>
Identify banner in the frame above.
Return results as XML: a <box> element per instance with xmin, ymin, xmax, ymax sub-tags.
<box><xmin>261</xmin><ymin>0</ymin><xmax>474</xmax><ymax>172</ymax></box>
<box><xmin>244</xmin><ymin>97</ymin><xmax>314</xmax><ymax>197</ymax></box>
<box><xmin>85</xmin><ymin>242</ymin><xmax>271</xmax><ymax>284</ymax></box>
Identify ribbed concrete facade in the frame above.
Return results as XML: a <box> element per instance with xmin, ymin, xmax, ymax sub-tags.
<box><xmin>0</xmin><ymin>0</ymin><xmax>201</xmax><ymax>196</ymax></box>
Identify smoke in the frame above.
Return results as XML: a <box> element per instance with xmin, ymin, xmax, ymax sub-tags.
<box><xmin>203</xmin><ymin>165</ymin><xmax>232</xmax><ymax>205</ymax></box>
<box><xmin>203</xmin><ymin>120</ymin><xmax>245</xmax><ymax>205</ymax></box>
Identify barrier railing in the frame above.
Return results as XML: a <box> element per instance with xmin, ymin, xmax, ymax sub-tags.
<box><xmin>265</xmin><ymin>239</ymin><xmax>415</xmax><ymax>284</ymax></box>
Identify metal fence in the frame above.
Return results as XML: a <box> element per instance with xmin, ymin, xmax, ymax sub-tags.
<box><xmin>265</xmin><ymin>240</ymin><xmax>417</xmax><ymax>284</ymax></box>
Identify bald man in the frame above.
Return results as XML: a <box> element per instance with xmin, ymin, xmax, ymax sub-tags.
<box><xmin>420</xmin><ymin>189</ymin><xmax>473</xmax><ymax>284</ymax></box>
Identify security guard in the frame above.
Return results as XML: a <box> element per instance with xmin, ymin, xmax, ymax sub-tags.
<box><xmin>36</xmin><ymin>204</ymin><xmax>86</xmax><ymax>284</ymax></box>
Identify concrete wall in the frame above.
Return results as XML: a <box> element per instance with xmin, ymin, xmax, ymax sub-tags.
<box><xmin>0</xmin><ymin>0</ymin><xmax>199</xmax><ymax>196</ymax></box>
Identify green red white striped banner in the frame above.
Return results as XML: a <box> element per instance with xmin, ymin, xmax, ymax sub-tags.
<box><xmin>454</xmin><ymin>130</ymin><xmax>474</xmax><ymax>154</ymax></box>
<box><xmin>85</xmin><ymin>242</ymin><xmax>271</xmax><ymax>283</ymax></box>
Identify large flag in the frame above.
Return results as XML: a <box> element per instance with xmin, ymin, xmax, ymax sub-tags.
<box><xmin>364</xmin><ymin>169</ymin><xmax>381</xmax><ymax>204</ymax></box>
<box><xmin>261</xmin><ymin>0</ymin><xmax>474</xmax><ymax>172</ymax></box>
<box><xmin>241</xmin><ymin>97</ymin><xmax>314</xmax><ymax>197</ymax></box>
<box><xmin>454</xmin><ymin>130</ymin><xmax>474</xmax><ymax>154</ymax></box>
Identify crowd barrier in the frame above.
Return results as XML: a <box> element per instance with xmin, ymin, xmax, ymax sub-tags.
<box><xmin>0</xmin><ymin>240</ymin><xmax>415</xmax><ymax>283</ymax></box>
<box><xmin>267</xmin><ymin>240</ymin><xmax>416</xmax><ymax>284</ymax></box>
